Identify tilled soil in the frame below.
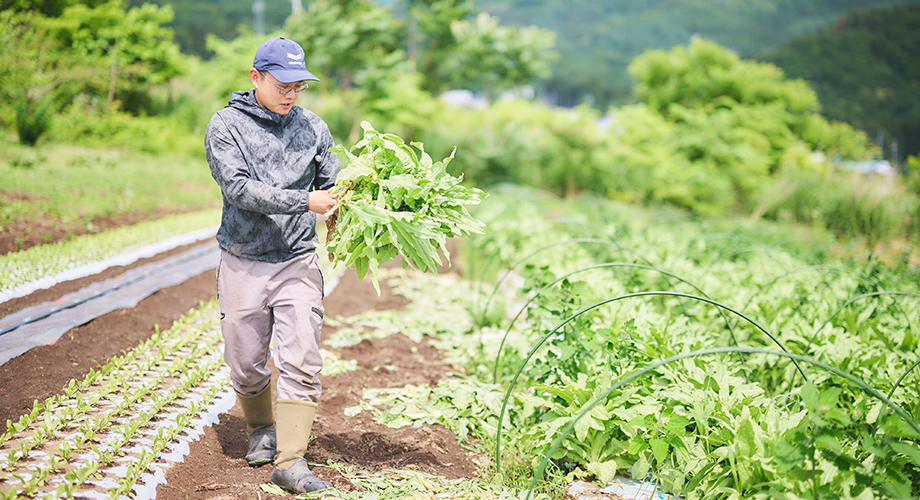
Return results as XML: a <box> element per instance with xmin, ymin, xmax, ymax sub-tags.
<box><xmin>0</xmin><ymin>206</ymin><xmax>213</xmax><ymax>256</ymax></box>
<box><xmin>0</xmin><ymin>237</ymin><xmax>487</xmax><ymax>498</ymax></box>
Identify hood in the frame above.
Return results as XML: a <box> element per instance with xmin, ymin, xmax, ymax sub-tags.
<box><xmin>226</xmin><ymin>90</ymin><xmax>292</xmax><ymax>126</ymax></box>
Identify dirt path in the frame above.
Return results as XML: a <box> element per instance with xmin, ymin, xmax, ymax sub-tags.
<box><xmin>0</xmin><ymin>240</ymin><xmax>486</xmax><ymax>498</ymax></box>
<box><xmin>157</xmin><ymin>265</ymin><xmax>485</xmax><ymax>499</ymax></box>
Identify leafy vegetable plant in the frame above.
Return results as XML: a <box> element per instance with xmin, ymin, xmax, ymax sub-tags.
<box><xmin>340</xmin><ymin>188</ymin><xmax>920</xmax><ymax>499</ymax></box>
<box><xmin>327</xmin><ymin>121</ymin><xmax>486</xmax><ymax>293</ymax></box>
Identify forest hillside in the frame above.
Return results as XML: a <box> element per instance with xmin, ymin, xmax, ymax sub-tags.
<box><xmin>126</xmin><ymin>0</ymin><xmax>918</xmax><ymax>105</ymax></box>
<box><xmin>762</xmin><ymin>3</ymin><xmax>920</xmax><ymax>163</ymax></box>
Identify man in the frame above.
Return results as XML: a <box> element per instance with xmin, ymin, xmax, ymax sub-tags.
<box><xmin>204</xmin><ymin>36</ymin><xmax>339</xmax><ymax>494</ymax></box>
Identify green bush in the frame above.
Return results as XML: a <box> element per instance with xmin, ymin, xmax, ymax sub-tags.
<box><xmin>908</xmin><ymin>197</ymin><xmax>920</xmax><ymax>241</ymax></box>
<box><xmin>600</xmin><ymin>105</ymin><xmax>686</xmax><ymax>206</ymax></box>
<box><xmin>753</xmin><ymin>169</ymin><xmax>826</xmax><ymax>227</ymax></box>
<box><xmin>298</xmin><ymin>91</ymin><xmax>362</xmax><ymax>147</ymax></box>
<box><xmin>821</xmin><ymin>174</ymin><xmax>906</xmax><ymax>246</ymax></box>
<box><xmin>15</xmin><ymin>97</ymin><xmax>56</xmax><ymax>146</ymax></box>
<box><xmin>758</xmin><ymin>168</ymin><xmax>911</xmax><ymax>244</ymax></box>
<box><xmin>49</xmin><ymin>101</ymin><xmax>203</xmax><ymax>158</ymax></box>
<box><xmin>421</xmin><ymin>99</ymin><xmax>609</xmax><ymax>197</ymax></box>
<box><xmin>906</xmin><ymin>155</ymin><xmax>920</xmax><ymax>195</ymax></box>
<box><xmin>355</xmin><ymin>71</ymin><xmax>444</xmax><ymax>145</ymax></box>
<box><xmin>417</xmin><ymin>93</ymin><xmax>919</xmax><ymax>248</ymax></box>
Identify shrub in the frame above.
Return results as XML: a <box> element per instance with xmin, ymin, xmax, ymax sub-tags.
<box><xmin>50</xmin><ymin>101</ymin><xmax>202</xmax><ymax>158</ymax></box>
<box><xmin>758</xmin><ymin>168</ymin><xmax>912</xmax><ymax>244</ymax></box>
<box><xmin>906</xmin><ymin>155</ymin><xmax>920</xmax><ymax>194</ymax></box>
<box><xmin>15</xmin><ymin>97</ymin><xmax>56</xmax><ymax>146</ymax></box>
<box><xmin>821</xmin><ymin>174</ymin><xmax>906</xmax><ymax>246</ymax></box>
<box><xmin>421</xmin><ymin>99</ymin><xmax>608</xmax><ymax>197</ymax></box>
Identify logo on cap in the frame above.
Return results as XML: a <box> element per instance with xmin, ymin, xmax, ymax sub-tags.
<box><xmin>287</xmin><ymin>52</ymin><xmax>304</xmax><ymax>66</ymax></box>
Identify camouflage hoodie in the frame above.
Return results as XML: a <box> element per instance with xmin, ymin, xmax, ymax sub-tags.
<box><xmin>205</xmin><ymin>90</ymin><xmax>340</xmax><ymax>262</ymax></box>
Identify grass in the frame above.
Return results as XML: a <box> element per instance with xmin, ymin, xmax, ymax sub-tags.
<box><xmin>0</xmin><ymin>133</ymin><xmax>220</xmax><ymax>232</ymax></box>
<box><xmin>756</xmin><ymin>167</ymin><xmax>920</xmax><ymax>254</ymax></box>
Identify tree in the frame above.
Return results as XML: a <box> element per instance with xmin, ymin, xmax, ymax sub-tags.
<box><xmin>402</xmin><ymin>0</ymin><xmax>473</xmax><ymax>92</ymax></box>
<box><xmin>630</xmin><ymin>37</ymin><xmax>820</xmax><ymax>119</ymax></box>
<box><xmin>283</xmin><ymin>0</ymin><xmax>403</xmax><ymax>93</ymax></box>
<box><xmin>0</xmin><ymin>0</ymin><xmax>108</xmax><ymax>17</ymax></box>
<box><xmin>201</xmin><ymin>30</ymin><xmax>266</xmax><ymax>105</ymax></box>
<box><xmin>124</xmin><ymin>0</ymin><xmax>293</xmax><ymax>59</ymax></box>
<box><xmin>402</xmin><ymin>0</ymin><xmax>555</xmax><ymax>95</ymax></box>
<box><xmin>48</xmin><ymin>0</ymin><xmax>184</xmax><ymax>113</ymax></box>
<box><xmin>762</xmin><ymin>4</ymin><xmax>920</xmax><ymax>162</ymax></box>
<box><xmin>629</xmin><ymin>37</ymin><xmax>873</xmax><ymax>165</ymax></box>
<box><xmin>472</xmin><ymin>0</ymin><xmax>915</xmax><ymax>108</ymax></box>
<box><xmin>1</xmin><ymin>10</ymin><xmax>80</xmax><ymax>144</ymax></box>
<box><xmin>617</xmin><ymin>38</ymin><xmax>874</xmax><ymax>213</ymax></box>
<box><xmin>1</xmin><ymin>1</ymin><xmax>185</xmax><ymax>144</ymax></box>
<box><xmin>441</xmin><ymin>12</ymin><xmax>555</xmax><ymax>98</ymax></box>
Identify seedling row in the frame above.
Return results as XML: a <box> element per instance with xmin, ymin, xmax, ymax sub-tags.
<box><xmin>0</xmin><ymin>299</ymin><xmax>228</xmax><ymax>499</ymax></box>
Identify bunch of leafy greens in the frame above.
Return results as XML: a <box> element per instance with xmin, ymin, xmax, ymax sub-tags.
<box><xmin>327</xmin><ymin>121</ymin><xmax>486</xmax><ymax>294</ymax></box>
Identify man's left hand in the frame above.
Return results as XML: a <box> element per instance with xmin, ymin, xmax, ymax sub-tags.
<box><xmin>309</xmin><ymin>190</ymin><xmax>338</xmax><ymax>215</ymax></box>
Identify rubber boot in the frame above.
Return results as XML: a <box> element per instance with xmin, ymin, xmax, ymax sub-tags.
<box><xmin>271</xmin><ymin>399</ymin><xmax>333</xmax><ymax>493</ymax></box>
<box><xmin>236</xmin><ymin>385</ymin><xmax>275</xmax><ymax>466</ymax></box>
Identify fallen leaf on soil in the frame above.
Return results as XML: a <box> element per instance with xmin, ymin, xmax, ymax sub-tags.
<box><xmin>195</xmin><ymin>482</ymin><xmax>229</xmax><ymax>491</ymax></box>
<box><xmin>261</xmin><ymin>483</ymin><xmax>287</xmax><ymax>496</ymax></box>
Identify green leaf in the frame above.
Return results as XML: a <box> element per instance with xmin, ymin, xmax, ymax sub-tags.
<box><xmin>347</xmin><ymin>201</ymin><xmax>393</xmax><ymax>225</ymax></box>
<box><xmin>627</xmin><ymin>436</ymin><xmax>649</xmax><ymax>455</ymax></box>
<box><xmin>814</xmin><ymin>433</ymin><xmax>843</xmax><ymax>455</ymax></box>
<box><xmin>650</xmin><ymin>437</ymin><xmax>669</xmax><ymax>464</ymax></box>
<box><xmin>260</xmin><ymin>483</ymin><xmax>286</xmax><ymax>496</ymax></box>
<box><xmin>631</xmin><ymin>453</ymin><xmax>650</xmax><ymax>482</ymax></box>
<box><xmin>775</xmin><ymin>430</ymin><xmax>806</xmax><ymax>474</ymax></box>
<box><xmin>866</xmin><ymin>402</ymin><xmax>883</xmax><ymax>425</ymax></box>
<box><xmin>354</xmin><ymin>253</ymin><xmax>369</xmax><ymax>282</ymax></box>
<box><xmin>734</xmin><ymin>411</ymin><xmax>757</xmax><ymax>460</ymax></box>
<box><xmin>665</xmin><ymin>414</ymin><xmax>692</xmax><ymax>436</ymax></box>
<box><xmin>585</xmin><ymin>459</ymin><xmax>618</xmax><ymax>485</ymax></box>
<box><xmin>890</xmin><ymin>440</ymin><xmax>920</xmax><ymax>464</ymax></box>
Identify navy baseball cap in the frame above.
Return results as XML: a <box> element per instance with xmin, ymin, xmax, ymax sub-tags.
<box><xmin>253</xmin><ymin>37</ymin><xmax>319</xmax><ymax>83</ymax></box>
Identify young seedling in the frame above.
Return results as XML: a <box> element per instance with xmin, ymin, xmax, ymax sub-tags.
<box><xmin>89</xmin><ymin>442</ymin><xmax>115</xmax><ymax>466</ymax></box>
<box><xmin>48</xmin><ymin>454</ymin><xmax>66</xmax><ymax>473</ymax></box>
<box><xmin>4</xmin><ymin>448</ymin><xmax>21</xmax><ymax>467</ymax></box>
<box><xmin>17</xmin><ymin>440</ymin><xmax>32</xmax><ymax>460</ymax></box>
<box><xmin>57</xmin><ymin>441</ymin><xmax>74</xmax><ymax>460</ymax></box>
<box><xmin>56</xmin><ymin>481</ymin><xmax>77</xmax><ymax>499</ymax></box>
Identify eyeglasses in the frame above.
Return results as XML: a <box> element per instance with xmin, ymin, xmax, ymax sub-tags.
<box><xmin>272</xmin><ymin>82</ymin><xmax>307</xmax><ymax>95</ymax></box>
<box><xmin>258</xmin><ymin>71</ymin><xmax>307</xmax><ymax>95</ymax></box>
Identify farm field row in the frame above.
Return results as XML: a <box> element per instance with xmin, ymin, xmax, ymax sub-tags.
<box><xmin>0</xmin><ymin>302</ymin><xmax>229</xmax><ymax>498</ymax></box>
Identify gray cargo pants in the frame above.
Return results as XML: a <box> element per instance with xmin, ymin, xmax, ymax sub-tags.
<box><xmin>217</xmin><ymin>250</ymin><xmax>325</xmax><ymax>402</ymax></box>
